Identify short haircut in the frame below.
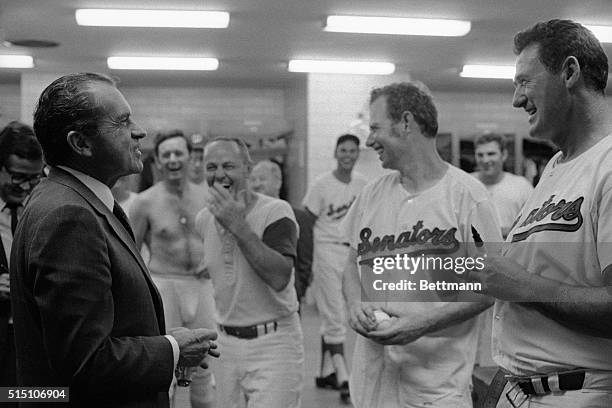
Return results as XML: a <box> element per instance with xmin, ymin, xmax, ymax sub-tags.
<box><xmin>205</xmin><ymin>136</ymin><xmax>253</xmax><ymax>166</ymax></box>
<box><xmin>33</xmin><ymin>72</ymin><xmax>116</xmax><ymax>166</ymax></box>
<box><xmin>514</xmin><ymin>19</ymin><xmax>608</xmax><ymax>94</ymax></box>
<box><xmin>370</xmin><ymin>82</ymin><xmax>438</xmax><ymax>138</ymax></box>
<box><xmin>153</xmin><ymin>129</ymin><xmax>192</xmax><ymax>157</ymax></box>
<box><xmin>253</xmin><ymin>160</ymin><xmax>282</xmax><ymax>184</ymax></box>
<box><xmin>0</xmin><ymin>121</ymin><xmax>43</xmax><ymax>167</ymax></box>
<box><xmin>474</xmin><ymin>133</ymin><xmax>506</xmax><ymax>152</ymax></box>
<box><xmin>336</xmin><ymin>133</ymin><xmax>360</xmax><ymax>149</ymax></box>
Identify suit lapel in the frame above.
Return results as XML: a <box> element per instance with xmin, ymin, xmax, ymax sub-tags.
<box><xmin>48</xmin><ymin>168</ymin><xmax>166</xmax><ymax>333</ymax></box>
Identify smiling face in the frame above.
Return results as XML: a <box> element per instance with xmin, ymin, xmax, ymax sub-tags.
<box><xmin>0</xmin><ymin>154</ymin><xmax>44</xmax><ymax>205</ymax></box>
<box><xmin>366</xmin><ymin>96</ymin><xmax>406</xmax><ymax>170</ymax></box>
<box><xmin>249</xmin><ymin>162</ymin><xmax>281</xmax><ymax>197</ymax></box>
<box><xmin>512</xmin><ymin>44</ymin><xmax>569</xmax><ymax>144</ymax></box>
<box><xmin>475</xmin><ymin>141</ymin><xmax>506</xmax><ymax>181</ymax></box>
<box><xmin>334</xmin><ymin>140</ymin><xmax>360</xmax><ymax>172</ymax></box>
<box><xmin>156</xmin><ymin>136</ymin><xmax>190</xmax><ymax>182</ymax></box>
<box><xmin>88</xmin><ymin>83</ymin><xmax>146</xmax><ymax>185</ymax></box>
<box><xmin>204</xmin><ymin>140</ymin><xmax>250</xmax><ymax>198</ymax></box>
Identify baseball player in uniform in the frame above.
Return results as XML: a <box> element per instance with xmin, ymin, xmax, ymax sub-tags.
<box><xmin>302</xmin><ymin>134</ymin><xmax>367</xmax><ymax>402</ymax></box>
<box><xmin>472</xmin><ymin>133</ymin><xmax>533</xmax><ymax>239</ymax></box>
<box><xmin>465</xmin><ymin>20</ymin><xmax>612</xmax><ymax>407</ymax></box>
<box><xmin>342</xmin><ymin>82</ymin><xmax>501</xmax><ymax>408</ymax></box>
<box><xmin>195</xmin><ymin>137</ymin><xmax>304</xmax><ymax>408</ymax></box>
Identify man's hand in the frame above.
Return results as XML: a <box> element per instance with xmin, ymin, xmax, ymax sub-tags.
<box><xmin>0</xmin><ymin>273</ymin><xmax>9</xmax><ymax>300</ymax></box>
<box><xmin>365</xmin><ymin>307</ymin><xmax>427</xmax><ymax>346</ymax></box>
<box><xmin>347</xmin><ymin>302</ymin><xmax>378</xmax><ymax>337</ymax></box>
<box><xmin>169</xmin><ymin>327</ymin><xmax>219</xmax><ymax>368</ymax></box>
<box><xmin>208</xmin><ymin>184</ymin><xmax>248</xmax><ymax>235</ymax></box>
<box><xmin>464</xmin><ymin>255</ymin><xmax>550</xmax><ymax>301</ymax></box>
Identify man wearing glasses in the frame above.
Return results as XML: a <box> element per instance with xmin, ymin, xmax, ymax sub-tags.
<box><xmin>0</xmin><ymin>121</ymin><xmax>43</xmax><ymax>401</ymax></box>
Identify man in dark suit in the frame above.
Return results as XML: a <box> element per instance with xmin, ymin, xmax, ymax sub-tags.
<box><xmin>10</xmin><ymin>73</ymin><xmax>218</xmax><ymax>407</ymax></box>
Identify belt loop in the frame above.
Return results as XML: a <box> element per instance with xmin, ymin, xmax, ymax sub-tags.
<box><xmin>548</xmin><ymin>374</ymin><xmax>561</xmax><ymax>392</ymax></box>
<box><xmin>274</xmin><ymin>321</ymin><xmax>278</xmax><ymax>331</ymax></box>
<box><xmin>532</xmin><ymin>377</ymin><xmax>546</xmax><ymax>395</ymax></box>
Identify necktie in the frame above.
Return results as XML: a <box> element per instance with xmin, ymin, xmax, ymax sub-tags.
<box><xmin>112</xmin><ymin>202</ymin><xmax>135</xmax><ymax>241</ymax></box>
<box><xmin>3</xmin><ymin>204</ymin><xmax>20</xmax><ymax>236</ymax></box>
<box><xmin>9</xmin><ymin>205</ymin><xmax>18</xmax><ymax>236</ymax></box>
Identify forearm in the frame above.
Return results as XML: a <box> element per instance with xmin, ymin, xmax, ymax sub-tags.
<box><xmin>233</xmin><ymin>226</ymin><xmax>293</xmax><ymax>291</ymax></box>
<box><xmin>523</xmin><ymin>283</ymin><xmax>612</xmax><ymax>338</ymax></box>
<box><xmin>420</xmin><ymin>299</ymin><xmax>493</xmax><ymax>335</ymax></box>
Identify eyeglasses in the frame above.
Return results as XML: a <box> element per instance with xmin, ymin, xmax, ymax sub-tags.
<box><xmin>2</xmin><ymin>167</ymin><xmax>43</xmax><ymax>190</ymax></box>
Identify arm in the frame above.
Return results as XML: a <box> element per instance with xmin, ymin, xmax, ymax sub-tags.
<box><xmin>469</xmin><ymin>256</ymin><xmax>612</xmax><ymax>338</ymax></box>
<box><xmin>209</xmin><ymin>185</ymin><xmax>296</xmax><ymax>291</ymax></box>
<box><xmin>342</xmin><ymin>248</ymin><xmax>377</xmax><ymax>336</ymax></box>
<box><xmin>128</xmin><ymin>194</ymin><xmax>150</xmax><ymax>250</ymax></box>
<box><xmin>368</xmin><ymin>299</ymin><xmax>493</xmax><ymax>346</ymax></box>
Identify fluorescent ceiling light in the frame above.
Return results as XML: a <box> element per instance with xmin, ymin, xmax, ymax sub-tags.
<box><xmin>585</xmin><ymin>25</ymin><xmax>612</xmax><ymax>43</ymax></box>
<box><xmin>288</xmin><ymin>59</ymin><xmax>395</xmax><ymax>75</ymax></box>
<box><xmin>76</xmin><ymin>9</ymin><xmax>229</xmax><ymax>28</ymax></box>
<box><xmin>107</xmin><ymin>57</ymin><xmax>219</xmax><ymax>71</ymax></box>
<box><xmin>325</xmin><ymin>15</ymin><xmax>471</xmax><ymax>37</ymax></box>
<box><xmin>460</xmin><ymin>64</ymin><xmax>515</xmax><ymax>79</ymax></box>
<box><xmin>0</xmin><ymin>55</ymin><xmax>33</xmax><ymax>68</ymax></box>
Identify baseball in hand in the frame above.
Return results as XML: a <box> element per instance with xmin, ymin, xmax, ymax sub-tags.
<box><xmin>373</xmin><ymin>310</ymin><xmax>393</xmax><ymax>330</ymax></box>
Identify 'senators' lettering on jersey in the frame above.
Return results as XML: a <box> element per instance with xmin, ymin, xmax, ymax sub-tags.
<box><xmin>511</xmin><ymin>195</ymin><xmax>584</xmax><ymax>242</ymax></box>
<box><xmin>357</xmin><ymin>220</ymin><xmax>460</xmax><ymax>261</ymax></box>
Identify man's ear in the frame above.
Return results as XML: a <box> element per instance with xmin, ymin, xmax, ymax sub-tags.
<box><xmin>66</xmin><ymin>130</ymin><xmax>93</xmax><ymax>158</ymax></box>
<box><xmin>561</xmin><ymin>56</ymin><xmax>581</xmax><ymax>89</ymax></box>
<box><xmin>401</xmin><ymin>111</ymin><xmax>414</xmax><ymax>132</ymax></box>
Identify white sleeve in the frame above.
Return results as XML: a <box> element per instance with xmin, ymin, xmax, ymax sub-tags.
<box><xmin>302</xmin><ymin>181</ymin><xmax>323</xmax><ymax>216</ymax></box>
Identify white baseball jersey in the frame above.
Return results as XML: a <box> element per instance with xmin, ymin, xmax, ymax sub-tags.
<box><xmin>195</xmin><ymin>193</ymin><xmax>299</xmax><ymax>326</ymax></box>
<box><xmin>493</xmin><ymin>135</ymin><xmax>612</xmax><ymax>375</ymax></box>
<box><xmin>473</xmin><ymin>172</ymin><xmax>533</xmax><ymax>232</ymax></box>
<box><xmin>340</xmin><ymin>166</ymin><xmax>501</xmax><ymax>408</ymax></box>
<box><xmin>303</xmin><ymin>171</ymin><xmax>367</xmax><ymax>244</ymax></box>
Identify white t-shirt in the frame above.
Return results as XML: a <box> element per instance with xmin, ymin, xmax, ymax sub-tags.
<box><xmin>303</xmin><ymin>171</ymin><xmax>367</xmax><ymax>244</ymax></box>
<box><xmin>494</xmin><ymin>135</ymin><xmax>612</xmax><ymax>375</ymax></box>
<box><xmin>195</xmin><ymin>193</ymin><xmax>299</xmax><ymax>326</ymax></box>
<box><xmin>473</xmin><ymin>172</ymin><xmax>533</xmax><ymax>232</ymax></box>
<box><xmin>340</xmin><ymin>166</ymin><xmax>501</xmax><ymax>408</ymax></box>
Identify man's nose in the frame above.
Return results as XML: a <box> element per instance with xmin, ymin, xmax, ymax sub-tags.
<box><xmin>131</xmin><ymin>122</ymin><xmax>146</xmax><ymax>139</ymax></box>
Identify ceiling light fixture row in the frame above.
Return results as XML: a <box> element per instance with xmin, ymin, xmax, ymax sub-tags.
<box><xmin>2</xmin><ymin>9</ymin><xmax>611</xmax><ymax>76</ymax></box>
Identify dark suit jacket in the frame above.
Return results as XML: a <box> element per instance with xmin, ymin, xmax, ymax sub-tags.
<box><xmin>10</xmin><ymin>167</ymin><xmax>173</xmax><ymax>408</ymax></box>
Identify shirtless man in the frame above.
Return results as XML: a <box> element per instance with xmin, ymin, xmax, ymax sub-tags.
<box><xmin>130</xmin><ymin>130</ymin><xmax>215</xmax><ymax>408</ymax></box>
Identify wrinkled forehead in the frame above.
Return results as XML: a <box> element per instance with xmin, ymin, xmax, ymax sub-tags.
<box><xmin>203</xmin><ymin>140</ymin><xmax>244</xmax><ymax>163</ymax></box>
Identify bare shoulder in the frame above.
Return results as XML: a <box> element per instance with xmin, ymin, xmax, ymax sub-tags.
<box><xmin>130</xmin><ymin>184</ymin><xmax>162</xmax><ymax>213</ymax></box>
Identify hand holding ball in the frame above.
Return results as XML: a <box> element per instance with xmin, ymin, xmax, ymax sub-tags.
<box><xmin>373</xmin><ymin>310</ymin><xmax>394</xmax><ymax>330</ymax></box>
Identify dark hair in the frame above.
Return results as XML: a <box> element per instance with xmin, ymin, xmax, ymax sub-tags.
<box><xmin>205</xmin><ymin>136</ymin><xmax>253</xmax><ymax>166</ymax></box>
<box><xmin>474</xmin><ymin>133</ymin><xmax>506</xmax><ymax>152</ymax></box>
<box><xmin>33</xmin><ymin>72</ymin><xmax>116</xmax><ymax>166</ymax></box>
<box><xmin>0</xmin><ymin>121</ymin><xmax>43</xmax><ymax>167</ymax></box>
<box><xmin>514</xmin><ymin>19</ymin><xmax>608</xmax><ymax>94</ymax></box>
<box><xmin>153</xmin><ymin>129</ymin><xmax>192</xmax><ymax>157</ymax></box>
<box><xmin>336</xmin><ymin>133</ymin><xmax>360</xmax><ymax>149</ymax></box>
<box><xmin>370</xmin><ymin>82</ymin><xmax>438</xmax><ymax>138</ymax></box>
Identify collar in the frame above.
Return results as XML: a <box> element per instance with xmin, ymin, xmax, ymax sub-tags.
<box><xmin>57</xmin><ymin>166</ymin><xmax>114</xmax><ymax>211</ymax></box>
